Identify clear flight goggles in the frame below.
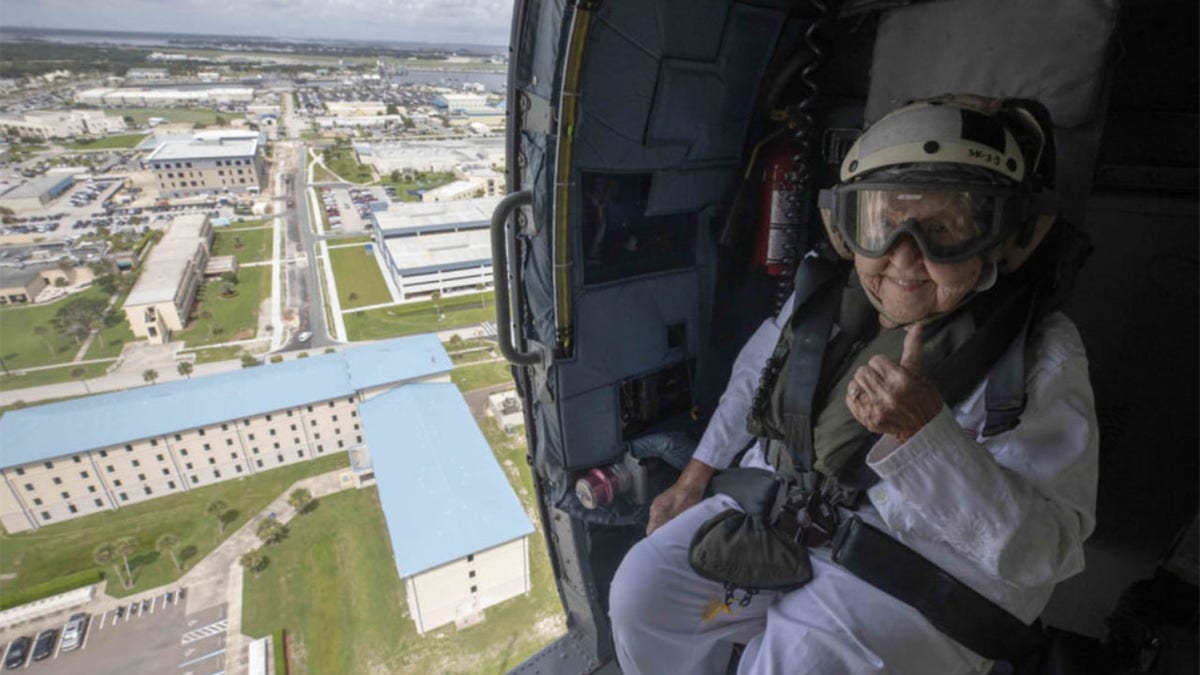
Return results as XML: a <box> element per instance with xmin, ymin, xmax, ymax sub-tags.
<box><xmin>820</xmin><ymin>183</ymin><xmax>1024</xmax><ymax>264</ymax></box>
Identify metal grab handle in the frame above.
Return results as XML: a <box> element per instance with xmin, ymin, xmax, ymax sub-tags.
<box><xmin>491</xmin><ymin>190</ymin><xmax>542</xmax><ymax>365</ymax></box>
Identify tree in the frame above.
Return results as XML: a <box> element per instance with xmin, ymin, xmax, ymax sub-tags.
<box><xmin>114</xmin><ymin>536</ymin><xmax>137</xmax><ymax>589</ymax></box>
<box><xmin>32</xmin><ymin>325</ymin><xmax>55</xmax><ymax>357</ymax></box>
<box><xmin>54</xmin><ymin>277</ymin><xmax>68</xmax><ymax>288</ymax></box>
<box><xmin>448</xmin><ymin>333</ymin><xmax>463</xmax><ymax>347</ymax></box>
<box><xmin>53</xmin><ymin>296</ymin><xmax>107</xmax><ymax>344</ymax></box>
<box><xmin>220</xmin><ymin>271</ymin><xmax>239</xmax><ymax>285</ymax></box>
<box><xmin>71</xmin><ymin>367</ymin><xmax>92</xmax><ymax>394</ymax></box>
<box><xmin>390</xmin><ymin>169</ymin><xmax>401</xmax><ymax>183</ymax></box>
<box><xmin>207</xmin><ymin>499</ymin><xmax>230</xmax><ymax>534</ymax></box>
<box><xmin>239</xmin><ymin>549</ymin><xmax>266</xmax><ymax>578</ymax></box>
<box><xmin>93</xmin><ymin>542</ymin><xmax>126</xmax><ymax>588</ymax></box>
<box><xmin>156</xmin><ymin>533</ymin><xmax>182</xmax><ymax>571</ymax></box>
<box><xmin>386</xmin><ymin>103</ymin><xmax>399</xmax><ymax>116</ymax></box>
<box><xmin>288</xmin><ymin>488</ymin><xmax>313</xmax><ymax>515</ymax></box>
<box><xmin>177</xmin><ymin>361</ymin><xmax>194</xmax><ymax>379</ymax></box>
<box><xmin>348</xmin><ymin>291</ymin><xmax>358</xmax><ymax>303</ymax></box>
<box><xmin>241</xmin><ymin>354</ymin><xmax>261</xmax><ymax>368</ymax></box>
<box><xmin>142</xmin><ymin>368</ymin><xmax>159</xmax><ymax>385</ymax></box>
<box><xmin>256</xmin><ymin>518</ymin><xmax>287</xmax><ymax>545</ymax></box>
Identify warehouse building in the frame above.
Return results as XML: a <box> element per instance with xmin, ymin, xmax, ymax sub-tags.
<box><xmin>122</xmin><ymin>214</ymin><xmax>212</xmax><ymax>343</ymax></box>
<box><xmin>0</xmin><ymin>174</ymin><xmax>75</xmax><ymax>212</ymax></box>
<box><xmin>357</xmin><ymin>138</ymin><xmax>505</xmax><ymax>175</ymax></box>
<box><xmin>370</xmin><ymin>197</ymin><xmax>499</xmax><ymax>302</ymax></box>
<box><xmin>75</xmin><ymin>86</ymin><xmax>254</xmax><ymax>107</ymax></box>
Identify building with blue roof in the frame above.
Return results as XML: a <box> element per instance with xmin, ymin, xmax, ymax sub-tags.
<box><xmin>359</xmin><ymin>383</ymin><xmax>533</xmax><ymax>634</ymax></box>
<box><xmin>0</xmin><ymin>334</ymin><xmax>451</xmax><ymax>533</ymax></box>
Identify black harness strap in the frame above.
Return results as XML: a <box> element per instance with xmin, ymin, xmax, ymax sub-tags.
<box><xmin>779</xmin><ymin>257</ymin><xmax>845</xmax><ymax>486</ymax></box>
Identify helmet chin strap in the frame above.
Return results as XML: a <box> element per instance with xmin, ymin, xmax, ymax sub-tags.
<box><xmin>858</xmin><ymin>258</ymin><xmax>998</xmax><ymax>329</ymax></box>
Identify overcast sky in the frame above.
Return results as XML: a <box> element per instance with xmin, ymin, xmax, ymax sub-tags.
<box><xmin>2</xmin><ymin>0</ymin><xmax>514</xmax><ymax>47</ymax></box>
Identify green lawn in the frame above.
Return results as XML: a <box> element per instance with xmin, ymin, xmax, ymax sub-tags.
<box><xmin>311</xmin><ymin>162</ymin><xmax>340</xmax><ymax>184</ymax></box>
<box><xmin>175</xmin><ymin>266</ymin><xmax>270</xmax><ymax>347</ymax></box>
<box><xmin>212</xmin><ymin>228</ymin><xmax>272</xmax><ymax>264</ymax></box>
<box><xmin>321</xmin><ymin>146</ymin><xmax>373</xmax><ymax>183</ymax></box>
<box><xmin>344</xmin><ymin>292</ymin><xmax>494</xmax><ymax>341</ymax></box>
<box><xmin>83</xmin><ymin>305</ymin><xmax>137</xmax><ymax>361</ymax></box>
<box><xmin>0</xmin><ymin>453</ymin><xmax>350</xmax><ymax>601</ymax></box>
<box><xmin>226</xmin><ymin>218</ymin><xmax>272</xmax><ymax>230</ymax></box>
<box><xmin>448</xmin><ymin>348</ymin><xmax>495</xmax><ymax>365</ymax></box>
<box><xmin>0</xmin><ymin>393</ymin><xmax>87</xmax><ymax>418</ymax></box>
<box><xmin>64</xmin><ymin>133</ymin><xmax>148</xmax><ymax>150</ymax></box>
<box><xmin>105</xmin><ymin>107</ymin><xmax>238</xmax><ymax>127</ymax></box>
<box><xmin>0</xmin><ymin>287</ymin><xmax>113</xmax><ymax>371</ymax></box>
<box><xmin>327</xmin><ymin>246</ymin><xmax>391</xmax><ymax>308</ymax></box>
<box><xmin>450</xmin><ymin>360</ymin><xmax>514</xmax><ymax>393</ymax></box>
<box><xmin>377</xmin><ymin>171</ymin><xmax>457</xmax><ymax>202</ymax></box>
<box><xmin>180</xmin><ymin>344</ymin><xmax>248</xmax><ymax>365</ymax></box>
<box><xmin>242</xmin><ymin>423</ymin><xmax>563</xmax><ymax>674</ymax></box>
<box><xmin>328</xmin><ymin>235</ymin><xmax>373</xmax><ymax>246</ymax></box>
<box><xmin>0</xmin><ymin>361</ymin><xmax>110</xmax><ymax>393</ymax></box>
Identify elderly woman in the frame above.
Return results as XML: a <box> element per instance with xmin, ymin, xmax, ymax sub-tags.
<box><xmin>608</xmin><ymin>99</ymin><xmax>1098</xmax><ymax>675</ymax></box>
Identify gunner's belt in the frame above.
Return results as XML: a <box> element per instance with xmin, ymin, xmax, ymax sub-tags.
<box><xmin>688</xmin><ymin>467</ymin><xmax>1045</xmax><ymax>661</ymax></box>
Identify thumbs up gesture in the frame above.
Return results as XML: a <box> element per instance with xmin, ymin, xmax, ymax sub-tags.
<box><xmin>845</xmin><ymin>324</ymin><xmax>945</xmax><ymax>444</ymax></box>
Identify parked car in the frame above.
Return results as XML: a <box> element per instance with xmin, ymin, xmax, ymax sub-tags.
<box><xmin>296</xmin><ymin>331</ymin><xmax>313</xmax><ymax>343</ymax></box>
<box><xmin>31</xmin><ymin>629</ymin><xmax>57</xmax><ymax>661</ymax></box>
<box><xmin>3</xmin><ymin>636</ymin><xmax>30</xmax><ymax>669</ymax></box>
<box><xmin>59</xmin><ymin>613</ymin><xmax>89</xmax><ymax>652</ymax></box>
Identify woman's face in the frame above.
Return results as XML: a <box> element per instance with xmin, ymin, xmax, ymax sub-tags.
<box><xmin>854</xmin><ymin>236</ymin><xmax>983</xmax><ymax>326</ymax></box>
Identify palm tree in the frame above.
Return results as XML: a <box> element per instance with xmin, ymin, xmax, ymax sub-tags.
<box><xmin>177</xmin><ymin>361</ymin><xmax>194</xmax><ymax>379</ymax></box>
<box><xmin>156</xmin><ymin>533</ymin><xmax>182</xmax><ymax>572</ymax></box>
<box><xmin>142</xmin><ymin>369</ymin><xmax>159</xmax><ymax>385</ymax></box>
<box><xmin>114</xmin><ymin>536</ymin><xmax>137</xmax><ymax>589</ymax></box>
<box><xmin>93</xmin><ymin>542</ymin><xmax>125</xmax><ymax>588</ymax></box>
<box><xmin>288</xmin><ymin>488</ymin><xmax>313</xmax><ymax>515</ymax></box>
<box><xmin>207</xmin><ymin>499</ymin><xmax>230</xmax><ymax>534</ymax></box>
<box><xmin>239</xmin><ymin>549</ymin><xmax>266</xmax><ymax>578</ymax></box>
<box><xmin>32</xmin><ymin>325</ymin><xmax>55</xmax><ymax>357</ymax></box>
<box><xmin>71</xmin><ymin>367</ymin><xmax>91</xmax><ymax>394</ymax></box>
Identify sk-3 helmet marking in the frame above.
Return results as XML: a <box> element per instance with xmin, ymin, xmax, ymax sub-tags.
<box><xmin>819</xmin><ymin>99</ymin><xmax>1057</xmax><ymax>266</ymax></box>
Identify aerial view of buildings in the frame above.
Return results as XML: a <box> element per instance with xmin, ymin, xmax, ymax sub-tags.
<box><xmin>0</xmin><ymin>15</ymin><xmax>556</xmax><ymax>675</ymax></box>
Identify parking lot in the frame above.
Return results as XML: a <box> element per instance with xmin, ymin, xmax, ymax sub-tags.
<box><xmin>319</xmin><ymin>186</ymin><xmax>384</xmax><ymax>234</ymax></box>
<box><xmin>0</xmin><ymin>593</ymin><xmax>228</xmax><ymax>675</ymax></box>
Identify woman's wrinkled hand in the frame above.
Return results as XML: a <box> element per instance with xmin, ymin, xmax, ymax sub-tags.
<box><xmin>846</xmin><ymin>324</ymin><xmax>944</xmax><ymax>444</ymax></box>
<box><xmin>646</xmin><ymin>459</ymin><xmax>715</xmax><ymax>536</ymax></box>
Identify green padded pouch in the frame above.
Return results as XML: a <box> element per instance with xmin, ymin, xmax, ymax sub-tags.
<box><xmin>687</xmin><ymin>468</ymin><xmax>813</xmax><ymax>591</ymax></box>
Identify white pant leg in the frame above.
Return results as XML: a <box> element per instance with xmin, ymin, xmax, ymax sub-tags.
<box><xmin>738</xmin><ymin>553</ymin><xmax>991</xmax><ymax>675</ymax></box>
<box><xmin>610</xmin><ymin>494</ymin><xmax>781</xmax><ymax>675</ymax></box>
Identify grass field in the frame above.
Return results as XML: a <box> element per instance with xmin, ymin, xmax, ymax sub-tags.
<box><xmin>327</xmin><ymin>235</ymin><xmax>373</xmax><ymax>246</ymax></box>
<box><xmin>212</xmin><ymin>228</ymin><xmax>272</xmax><ymax>265</ymax></box>
<box><xmin>225</xmin><ymin>218</ymin><xmax>272</xmax><ymax>230</ymax></box>
<box><xmin>174</xmin><ymin>266</ymin><xmax>269</xmax><ymax>347</ymax></box>
<box><xmin>321</xmin><ymin>146</ymin><xmax>373</xmax><ymax>184</ymax></box>
<box><xmin>105</xmin><ymin>107</ymin><xmax>237</xmax><ymax>127</ymax></box>
<box><xmin>83</xmin><ymin>304</ymin><xmax>137</xmax><ymax>361</ymax></box>
<box><xmin>327</xmin><ymin>246</ymin><xmax>391</xmax><ymax>309</ymax></box>
<box><xmin>0</xmin><ymin>394</ymin><xmax>87</xmax><ymax>418</ymax></box>
<box><xmin>311</xmin><ymin>162</ymin><xmax>340</xmax><ymax>184</ymax></box>
<box><xmin>0</xmin><ymin>287</ymin><xmax>113</xmax><ymax>371</ymax></box>
<box><xmin>0</xmin><ymin>361</ymin><xmax>111</xmax><ymax>393</ymax></box>
<box><xmin>64</xmin><ymin>133</ymin><xmax>148</xmax><ymax>150</ymax></box>
<box><xmin>0</xmin><ymin>453</ymin><xmax>350</xmax><ymax>601</ymax></box>
<box><xmin>180</xmin><ymin>344</ymin><xmax>249</xmax><ymax>365</ymax></box>
<box><xmin>242</xmin><ymin>420</ymin><xmax>563</xmax><ymax>674</ymax></box>
<box><xmin>344</xmin><ymin>292</ymin><xmax>494</xmax><ymax>341</ymax></box>
<box><xmin>450</xmin><ymin>360</ymin><xmax>513</xmax><ymax>392</ymax></box>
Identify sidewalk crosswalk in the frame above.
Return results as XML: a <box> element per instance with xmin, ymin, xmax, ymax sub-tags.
<box><xmin>181</xmin><ymin>619</ymin><xmax>228</xmax><ymax>645</ymax></box>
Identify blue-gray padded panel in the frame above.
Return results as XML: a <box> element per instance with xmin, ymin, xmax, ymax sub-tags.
<box><xmin>560</xmin><ymin>385</ymin><xmax>621</xmax><ymax>469</ymax></box>
<box><xmin>646</xmin><ymin>167</ymin><xmax>738</xmax><ymax>216</ymax></box>
<box><xmin>559</xmin><ymin>270</ymin><xmax>701</xmax><ymax>400</ymax></box>
<box><xmin>579</xmin><ymin>18</ymin><xmax>663</xmax><ymax>143</ymax></box>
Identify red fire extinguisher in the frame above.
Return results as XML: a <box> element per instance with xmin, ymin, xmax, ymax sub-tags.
<box><xmin>753</xmin><ymin>141</ymin><xmax>803</xmax><ymax>276</ymax></box>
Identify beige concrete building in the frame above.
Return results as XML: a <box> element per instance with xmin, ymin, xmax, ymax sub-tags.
<box><xmin>0</xmin><ymin>175</ymin><xmax>75</xmax><ymax>212</ymax></box>
<box><xmin>0</xmin><ymin>335</ymin><xmax>453</xmax><ymax>534</ymax></box>
<box><xmin>404</xmin><ymin>539</ymin><xmax>530</xmax><ymax>634</ymax></box>
<box><xmin>145</xmin><ymin>134</ymin><xmax>264</xmax><ymax>198</ymax></box>
<box><xmin>0</xmin><ymin>110</ymin><xmax>127</xmax><ymax>140</ymax></box>
<box><xmin>0</xmin><ymin>268</ymin><xmax>47</xmax><ymax>304</ymax></box>
<box><xmin>122</xmin><ymin>214</ymin><xmax>212</xmax><ymax>343</ymax></box>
